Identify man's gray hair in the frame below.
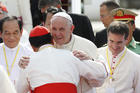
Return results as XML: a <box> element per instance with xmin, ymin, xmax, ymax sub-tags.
<box><xmin>100</xmin><ymin>1</ymin><xmax>120</xmax><ymax>12</ymax></box>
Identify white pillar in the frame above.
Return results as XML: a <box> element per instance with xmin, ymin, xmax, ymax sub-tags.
<box><xmin>71</xmin><ymin>0</ymin><xmax>81</xmax><ymax>14</ymax></box>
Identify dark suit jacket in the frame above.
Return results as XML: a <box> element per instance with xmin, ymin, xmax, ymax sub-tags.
<box><xmin>68</xmin><ymin>13</ymin><xmax>95</xmax><ymax>43</ymax></box>
<box><xmin>30</xmin><ymin>0</ymin><xmax>43</xmax><ymax>27</ymax></box>
<box><xmin>94</xmin><ymin>29</ymin><xmax>107</xmax><ymax>48</ymax></box>
<box><xmin>95</xmin><ymin>27</ymin><xmax>140</xmax><ymax>48</ymax></box>
<box><xmin>133</xmin><ymin>28</ymin><xmax>140</xmax><ymax>42</ymax></box>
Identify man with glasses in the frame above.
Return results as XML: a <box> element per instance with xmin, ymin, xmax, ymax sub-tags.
<box><xmin>95</xmin><ymin>1</ymin><xmax>140</xmax><ymax>48</ymax></box>
<box><xmin>94</xmin><ymin>1</ymin><xmax>120</xmax><ymax>48</ymax></box>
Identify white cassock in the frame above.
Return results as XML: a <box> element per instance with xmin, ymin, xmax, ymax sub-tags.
<box><xmin>96</xmin><ymin>46</ymin><xmax>140</xmax><ymax>93</ymax></box>
<box><xmin>55</xmin><ymin>34</ymin><xmax>97</xmax><ymax>59</ymax></box>
<box><xmin>0</xmin><ymin>43</ymin><xmax>33</xmax><ymax>85</ymax></box>
<box><xmin>16</xmin><ymin>44</ymin><xmax>107</xmax><ymax>93</ymax></box>
<box><xmin>55</xmin><ymin>34</ymin><xmax>98</xmax><ymax>93</ymax></box>
<box><xmin>0</xmin><ymin>66</ymin><xmax>17</xmax><ymax>93</ymax></box>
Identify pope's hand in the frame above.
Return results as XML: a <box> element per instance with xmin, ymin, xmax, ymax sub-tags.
<box><xmin>73</xmin><ymin>50</ymin><xmax>92</xmax><ymax>60</ymax></box>
<box><xmin>18</xmin><ymin>56</ymin><xmax>30</xmax><ymax>69</ymax></box>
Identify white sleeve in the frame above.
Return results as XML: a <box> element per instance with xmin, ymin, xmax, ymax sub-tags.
<box><xmin>18</xmin><ymin>0</ymin><xmax>33</xmax><ymax>32</ymax></box>
<box><xmin>0</xmin><ymin>67</ymin><xmax>17</xmax><ymax>93</ymax></box>
<box><xmin>16</xmin><ymin>69</ymin><xmax>30</xmax><ymax>93</ymax></box>
<box><xmin>133</xmin><ymin>59</ymin><xmax>140</xmax><ymax>93</ymax></box>
<box><xmin>76</xmin><ymin>56</ymin><xmax>107</xmax><ymax>87</ymax></box>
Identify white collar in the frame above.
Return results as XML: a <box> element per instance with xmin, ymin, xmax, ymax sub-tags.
<box><xmin>108</xmin><ymin>46</ymin><xmax>127</xmax><ymax>59</ymax></box>
<box><xmin>39</xmin><ymin>44</ymin><xmax>54</xmax><ymax>51</ymax></box>
<box><xmin>2</xmin><ymin>43</ymin><xmax>19</xmax><ymax>52</ymax></box>
<box><xmin>54</xmin><ymin>34</ymin><xmax>75</xmax><ymax>50</ymax></box>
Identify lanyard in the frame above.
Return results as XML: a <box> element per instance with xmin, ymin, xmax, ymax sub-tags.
<box><xmin>106</xmin><ymin>47</ymin><xmax>127</xmax><ymax>81</ymax></box>
<box><xmin>3</xmin><ymin>45</ymin><xmax>20</xmax><ymax>76</ymax></box>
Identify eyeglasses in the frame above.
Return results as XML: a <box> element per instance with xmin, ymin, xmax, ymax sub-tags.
<box><xmin>100</xmin><ymin>14</ymin><xmax>111</xmax><ymax>18</ymax></box>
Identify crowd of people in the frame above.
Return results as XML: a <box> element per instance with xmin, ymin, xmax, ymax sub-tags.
<box><xmin>0</xmin><ymin>0</ymin><xmax>140</xmax><ymax>93</ymax></box>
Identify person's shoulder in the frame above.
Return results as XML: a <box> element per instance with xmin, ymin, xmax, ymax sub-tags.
<box><xmin>96</xmin><ymin>29</ymin><xmax>107</xmax><ymax>35</ymax></box>
<box><xmin>133</xmin><ymin>28</ymin><xmax>140</xmax><ymax>37</ymax></box>
<box><xmin>38</xmin><ymin>47</ymin><xmax>74</xmax><ymax>61</ymax></box>
<box><xmin>127</xmin><ymin>48</ymin><xmax>140</xmax><ymax>58</ymax></box>
<box><xmin>135</xmin><ymin>41</ymin><xmax>140</xmax><ymax>54</ymax></box>
<box><xmin>134</xmin><ymin>41</ymin><xmax>140</xmax><ymax>49</ymax></box>
<box><xmin>136</xmin><ymin>41</ymin><xmax>140</xmax><ymax>45</ymax></box>
<box><xmin>74</xmin><ymin>34</ymin><xmax>96</xmax><ymax>46</ymax></box>
<box><xmin>96</xmin><ymin>29</ymin><xmax>107</xmax><ymax>39</ymax></box>
<box><xmin>128</xmin><ymin>49</ymin><xmax>140</xmax><ymax>66</ymax></box>
<box><xmin>68</xmin><ymin>13</ymin><xmax>88</xmax><ymax>18</ymax></box>
<box><xmin>19</xmin><ymin>43</ymin><xmax>33</xmax><ymax>53</ymax></box>
<box><xmin>68</xmin><ymin>13</ymin><xmax>90</xmax><ymax>22</ymax></box>
<box><xmin>124</xmin><ymin>49</ymin><xmax>140</xmax><ymax>74</ymax></box>
<box><xmin>20</xmin><ymin>44</ymin><xmax>32</xmax><ymax>51</ymax></box>
<box><xmin>39</xmin><ymin>47</ymin><xmax>72</xmax><ymax>56</ymax></box>
<box><xmin>98</xmin><ymin>46</ymin><xmax>107</xmax><ymax>52</ymax></box>
<box><xmin>135</xmin><ymin>27</ymin><xmax>140</xmax><ymax>32</ymax></box>
<box><xmin>74</xmin><ymin>34</ymin><xmax>93</xmax><ymax>43</ymax></box>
